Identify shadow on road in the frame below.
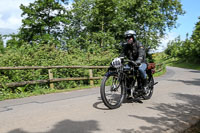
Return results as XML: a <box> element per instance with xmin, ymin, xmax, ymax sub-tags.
<box><xmin>168</xmin><ymin>78</ymin><xmax>200</xmax><ymax>86</ymax></box>
<box><xmin>8</xmin><ymin>119</ymin><xmax>100</xmax><ymax>133</ymax></box>
<box><xmin>123</xmin><ymin>98</ymin><xmax>143</xmax><ymax>104</ymax></box>
<box><xmin>119</xmin><ymin>93</ymin><xmax>200</xmax><ymax>133</ymax></box>
<box><xmin>93</xmin><ymin>101</ymin><xmax>110</xmax><ymax>110</ymax></box>
<box><xmin>189</xmin><ymin>70</ymin><xmax>200</xmax><ymax>73</ymax></box>
<box><xmin>92</xmin><ymin>97</ymin><xmax>110</xmax><ymax>110</ymax></box>
<box><xmin>93</xmin><ymin>97</ymin><xmax>144</xmax><ymax>110</ymax></box>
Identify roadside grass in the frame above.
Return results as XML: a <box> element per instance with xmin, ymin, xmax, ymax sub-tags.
<box><xmin>166</xmin><ymin>59</ymin><xmax>200</xmax><ymax>70</ymax></box>
<box><xmin>152</xmin><ymin>52</ymin><xmax>200</xmax><ymax>70</ymax></box>
<box><xmin>152</xmin><ymin>52</ymin><xmax>200</xmax><ymax>71</ymax></box>
<box><xmin>154</xmin><ymin>64</ymin><xmax>166</xmax><ymax>77</ymax></box>
<box><xmin>152</xmin><ymin>53</ymin><xmax>167</xmax><ymax>77</ymax></box>
<box><xmin>154</xmin><ymin>68</ymin><xmax>166</xmax><ymax>77</ymax></box>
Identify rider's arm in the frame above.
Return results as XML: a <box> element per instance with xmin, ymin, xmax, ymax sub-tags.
<box><xmin>136</xmin><ymin>42</ymin><xmax>146</xmax><ymax>63</ymax></box>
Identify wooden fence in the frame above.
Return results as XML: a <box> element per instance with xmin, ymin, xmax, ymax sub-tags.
<box><xmin>0</xmin><ymin>64</ymin><xmax>163</xmax><ymax>88</ymax></box>
<box><xmin>155</xmin><ymin>63</ymin><xmax>163</xmax><ymax>73</ymax></box>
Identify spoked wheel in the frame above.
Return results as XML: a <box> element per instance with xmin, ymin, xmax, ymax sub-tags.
<box><xmin>100</xmin><ymin>73</ymin><xmax>125</xmax><ymax>109</ymax></box>
<box><xmin>143</xmin><ymin>75</ymin><xmax>154</xmax><ymax>100</ymax></box>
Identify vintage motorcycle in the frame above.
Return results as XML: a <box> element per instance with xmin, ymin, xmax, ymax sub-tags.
<box><xmin>100</xmin><ymin>57</ymin><xmax>157</xmax><ymax>109</ymax></box>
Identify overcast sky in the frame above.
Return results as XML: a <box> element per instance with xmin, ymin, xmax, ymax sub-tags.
<box><xmin>0</xmin><ymin>0</ymin><xmax>199</xmax><ymax>51</ymax></box>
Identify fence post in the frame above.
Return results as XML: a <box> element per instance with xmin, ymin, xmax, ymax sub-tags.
<box><xmin>89</xmin><ymin>69</ymin><xmax>94</xmax><ymax>86</ymax></box>
<box><xmin>48</xmin><ymin>69</ymin><xmax>54</xmax><ymax>89</ymax></box>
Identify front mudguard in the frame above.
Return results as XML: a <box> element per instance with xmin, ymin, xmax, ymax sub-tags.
<box><xmin>105</xmin><ymin>71</ymin><xmax>118</xmax><ymax>77</ymax></box>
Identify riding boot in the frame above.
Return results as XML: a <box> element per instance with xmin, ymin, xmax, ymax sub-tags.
<box><xmin>142</xmin><ymin>78</ymin><xmax>148</xmax><ymax>87</ymax></box>
<box><xmin>142</xmin><ymin>78</ymin><xmax>148</xmax><ymax>94</ymax></box>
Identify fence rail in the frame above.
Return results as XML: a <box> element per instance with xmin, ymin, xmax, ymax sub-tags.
<box><xmin>0</xmin><ymin>66</ymin><xmax>109</xmax><ymax>88</ymax></box>
<box><xmin>0</xmin><ymin>66</ymin><xmax>109</xmax><ymax>70</ymax></box>
<box><xmin>0</xmin><ymin>63</ymin><xmax>163</xmax><ymax>88</ymax></box>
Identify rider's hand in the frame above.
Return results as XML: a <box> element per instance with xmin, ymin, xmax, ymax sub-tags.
<box><xmin>135</xmin><ymin>60</ymin><xmax>141</xmax><ymax>65</ymax></box>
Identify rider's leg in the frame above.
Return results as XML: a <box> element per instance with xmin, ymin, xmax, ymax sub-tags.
<box><xmin>138</xmin><ymin>63</ymin><xmax>147</xmax><ymax>87</ymax></box>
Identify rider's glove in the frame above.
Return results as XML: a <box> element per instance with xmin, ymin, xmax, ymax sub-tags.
<box><xmin>135</xmin><ymin>59</ymin><xmax>141</xmax><ymax>65</ymax></box>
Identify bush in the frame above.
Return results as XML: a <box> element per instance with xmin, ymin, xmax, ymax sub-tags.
<box><xmin>0</xmin><ymin>43</ymin><xmax>117</xmax><ymax>96</ymax></box>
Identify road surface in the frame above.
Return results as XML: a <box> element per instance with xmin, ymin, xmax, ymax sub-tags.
<box><xmin>0</xmin><ymin>66</ymin><xmax>200</xmax><ymax>133</ymax></box>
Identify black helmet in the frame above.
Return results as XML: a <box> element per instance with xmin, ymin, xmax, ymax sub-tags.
<box><xmin>124</xmin><ymin>30</ymin><xmax>136</xmax><ymax>39</ymax></box>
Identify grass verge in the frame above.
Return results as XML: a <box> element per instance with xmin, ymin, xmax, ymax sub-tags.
<box><xmin>154</xmin><ymin>64</ymin><xmax>166</xmax><ymax>77</ymax></box>
<box><xmin>165</xmin><ymin>58</ymin><xmax>200</xmax><ymax>70</ymax></box>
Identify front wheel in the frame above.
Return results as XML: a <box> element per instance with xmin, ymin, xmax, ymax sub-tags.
<box><xmin>100</xmin><ymin>73</ymin><xmax>125</xmax><ymax>109</ymax></box>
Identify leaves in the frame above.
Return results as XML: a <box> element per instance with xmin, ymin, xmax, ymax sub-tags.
<box><xmin>0</xmin><ymin>0</ymin><xmax>186</xmax><ymax>99</ymax></box>
<box><xmin>69</xmin><ymin>0</ymin><xmax>184</xmax><ymax>51</ymax></box>
<box><xmin>19</xmin><ymin>0</ymin><xmax>70</xmax><ymax>44</ymax></box>
<box><xmin>165</xmin><ymin>16</ymin><xmax>200</xmax><ymax>63</ymax></box>
<box><xmin>0</xmin><ymin>42</ymin><xmax>116</xmax><ymax>93</ymax></box>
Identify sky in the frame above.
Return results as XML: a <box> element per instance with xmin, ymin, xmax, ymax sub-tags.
<box><xmin>0</xmin><ymin>0</ymin><xmax>199</xmax><ymax>51</ymax></box>
<box><xmin>158</xmin><ymin>0</ymin><xmax>200</xmax><ymax>51</ymax></box>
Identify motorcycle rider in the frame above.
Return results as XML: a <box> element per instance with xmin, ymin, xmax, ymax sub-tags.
<box><xmin>112</xmin><ymin>30</ymin><xmax>148</xmax><ymax>92</ymax></box>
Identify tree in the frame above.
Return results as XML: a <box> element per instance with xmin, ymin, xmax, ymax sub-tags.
<box><xmin>164</xmin><ymin>36</ymin><xmax>184</xmax><ymax>58</ymax></box>
<box><xmin>19</xmin><ymin>0</ymin><xmax>70</xmax><ymax>44</ymax></box>
<box><xmin>191</xmin><ymin>16</ymin><xmax>200</xmax><ymax>62</ymax></box>
<box><xmin>115</xmin><ymin>0</ymin><xmax>185</xmax><ymax>49</ymax></box>
<box><xmin>70</xmin><ymin>0</ymin><xmax>185</xmax><ymax>51</ymax></box>
<box><xmin>89</xmin><ymin>0</ymin><xmax>116</xmax><ymax>47</ymax></box>
<box><xmin>165</xmin><ymin>17</ymin><xmax>200</xmax><ymax>63</ymax></box>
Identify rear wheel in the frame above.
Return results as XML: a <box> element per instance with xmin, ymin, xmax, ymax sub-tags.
<box><xmin>143</xmin><ymin>74</ymin><xmax>154</xmax><ymax>100</ymax></box>
<box><xmin>100</xmin><ymin>73</ymin><xmax>125</xmax><ymax>109</ymax></box>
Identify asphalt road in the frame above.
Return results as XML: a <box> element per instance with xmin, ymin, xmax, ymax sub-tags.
<box><xmin>0</xmin><ymin>66</ymin><xmax>200</xmax><ymax>133</ymax></box>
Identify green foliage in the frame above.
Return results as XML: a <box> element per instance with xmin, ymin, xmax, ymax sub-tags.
<box><xmin>19</xmin><ymin>0</ymin><xmax>70</xmax><ymax>44</ymax></box>
<box><xmin>1</xmin><ymin>0</ymin><xmax>185</xmax><ymax>100</ymax></box>
<box><xmin>0</xmin><ymin>43</ymin><xmax>117</xmax><ymax>99</ymax></box>
<box><xmin>6</xmin><ymin>0</ymin><xmax>184</xmax><ymax>51</ymax></box>
<box><xmin>70</xmin><ymin>0</ymin><xmax>184</xmax><ymax>51</ymax></box>
<box><xmin>165</xmin><ymin>16</ymin><xmax>200</xmax><ymax>63</ymax></box>
<box><xmin>165</xmin><ymin>36</ymin><xmax>183</xmax><ymax>58</ymax></box>
<box><xmin>191</xmin><ymin>16</ymin><xmax>200</xmax><ymax>60</ymax></box>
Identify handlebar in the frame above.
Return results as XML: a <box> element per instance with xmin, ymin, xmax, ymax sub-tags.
<box><xmin>122</xmin><ymin>59</ymin><xmax>139</xmax><ymax>67</ymax></box>
<box><xmin>111</xmin><ymin>57</ymin><xmax>140</xmax><ymax>68</ymax></box>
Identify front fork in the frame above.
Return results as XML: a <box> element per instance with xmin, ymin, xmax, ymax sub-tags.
<box><xmin>110</xmin><ymin>72</ymin><xmax>123</xmax><ymax>92</ymax></box>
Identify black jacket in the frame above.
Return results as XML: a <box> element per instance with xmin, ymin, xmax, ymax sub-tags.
<box><xmin>119</xmin><ymin>41</ymin><xmax>146</xmax><ymax>63</ymax></box>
